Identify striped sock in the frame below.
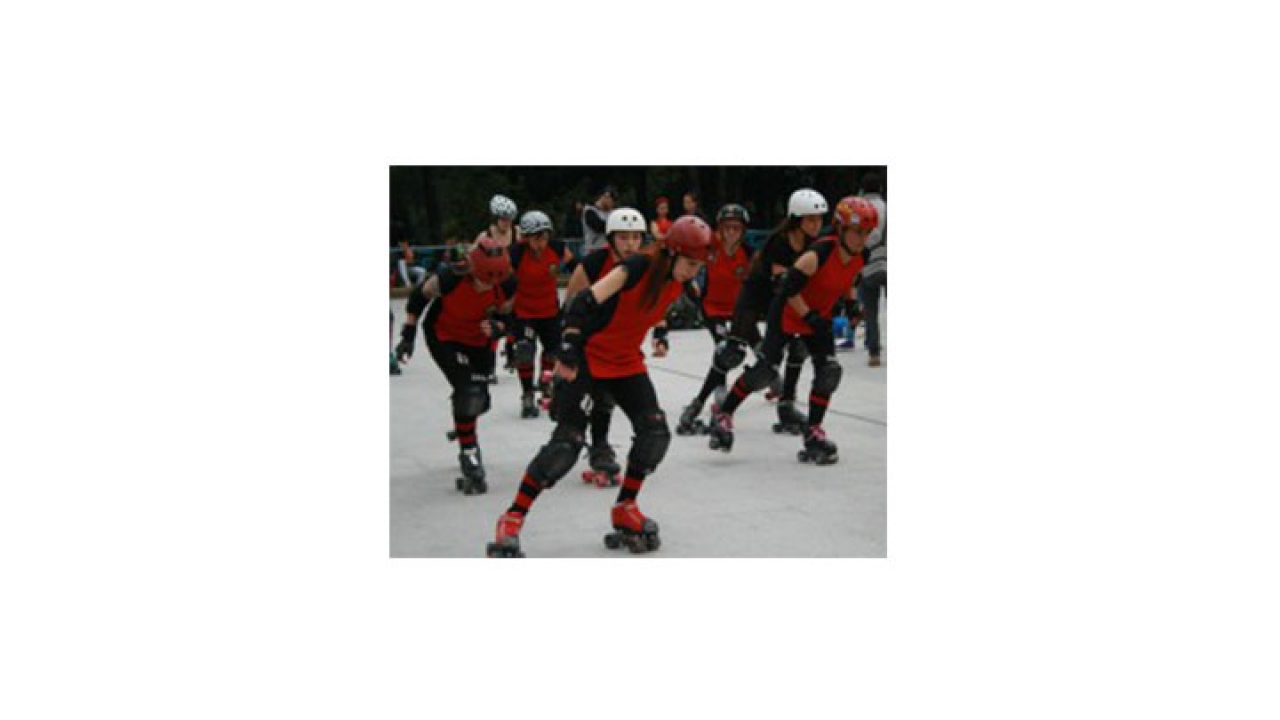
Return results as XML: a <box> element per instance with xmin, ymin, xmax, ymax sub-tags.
<box><xmin>807</xmin><ymin>393</ymin><xmax>830</xmax><ymax>427</ymax></box>
<box><xmin>615</xmin><ymin>466</ymin><xmax>646</xmax><ymax>504</ymax></box>
<box><xmin>453</xmin><ymin>416</ymin><xmax>478</xmax><ymax>450</ymax></box>
<box><xmin>507</xmin><ymin>473</ymin><xmax>543</xmax><ymax>516</ymax></box>
<box><xmin>719</xmin><ymin>377</ymin><xmax>750</xmax><ymax>415</ymax></box>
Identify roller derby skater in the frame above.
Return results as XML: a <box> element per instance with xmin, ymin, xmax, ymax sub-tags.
<box><xmin>508</xmin><ymin>209</ymin><xmax>575</xmax><ymax>420</ymax></box>
<box><xmin>676</xmin><ymin>204</ymin><xmax>751</xmax><ymax>437</ymax></box>
<box><xmin>485</xmin><ymin>214</ymin><xmax>711</xmax><ymax>557</ymax></box>
<box><xmin>856</xmin><ymin>171</ymin><xmax>887</xmax><ymax>369</ymax></box>
<box><xmin>770</xmin><ymin>195</ymin><xmax>879</xmax><ymax>465</ymax></box>
<box><xmin>706</xmin><ymin>189</ymin><xmax>827</xmax><ymax>452</ymax></box>
<box><xmin>477</xmin><ymin>195</ymin><xmax>521</xmax><ymax>384</ymax></box>
<box><xmin>390</xmin><ymin>310</ymin><xmax>402</xmax><ymax>376</ymax></box>
<box><xmin>559</xmin><ymin>208</ymin><xmax>644</xmax><ymax>464</ymax></box>
<box><xmin>581</xmin><ymin>443</ymin><xmax>621</xmax><ymax>487</ymax></box>
<box><xmin>396</xmin><ymin>235</ymin><xmax>515</xmax><ymax>495</ymax></box>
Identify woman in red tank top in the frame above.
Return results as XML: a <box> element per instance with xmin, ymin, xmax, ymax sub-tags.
<box><xmin>649</xmin><ymin>196</ymin><xmax>672</xmax><ymax>244</ymax></box>
<box><xmin>393</xmin><ymin>237</ymin><xmax>517</xmax><ymax>495</ymax></box>
<box><xmin>674</xmin><ymin>203</ymin><xmax>752</xmax><ymax>435</ymax></box>
<box><xmin>507</xmin><ymin>210</ymin><xmax>576</xmax><ymax>419</ymax></box>
<box><xmin>486</xmin><ymin>216</ymin><xmax>713</xmax><ymax>558</ymax></box>
<box><xmin>766</xmin><ymin>196</ymin><xmax>879</xmax><ymax>466</ymax></box>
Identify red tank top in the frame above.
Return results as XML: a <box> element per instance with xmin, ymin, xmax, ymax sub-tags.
<box><xmin>653</xmin><ymin>217</ymin><xmax>672</xmax><ymax>237</ymax></box>
<box><xmin>513</xmin><ymin>240</ymin><xmax>564</xmax><ymax>319</ymax></box>
<box><xmin>702</xmin><ymin>234</ymin><xmax>750</xmax><ymax>318</ymax></box>
<box><xmin>435</xmin><ymin>277</ymin><xmax>508</xmax><ymax>347</ymax></box>
<box><xmin>782</xmin><ymin>238</ymin><xmax>865</xmax><ymax>335</ymax></box>
<box><xmin>585</xmin><ymin>256</ymin><xmax>683</xmax><ymax>379</ymax></box>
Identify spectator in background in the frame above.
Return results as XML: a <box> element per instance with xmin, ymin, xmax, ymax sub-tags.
<box><xmin>650</xmin><ymin>196</ymin><xmax>673</xmax><ymax>245</ymax></box>
<box><xmin>857</xmin><ymin>171</ymin><xmax>888</xmax><ymax>367</ymax></box>
<box><xmin>681</xmin><ymin>191</ymin><xmax>707</xmax><ymax>222</ymax></box>
<box><xmin>392</xmin><ymin>217</ymin><xmax>427</xmax><ymax>287</ymax></box>
<box><xmin>581</xmin><ymin>184</ymin><xmax>615</xmax><ymax>253</ymax></box>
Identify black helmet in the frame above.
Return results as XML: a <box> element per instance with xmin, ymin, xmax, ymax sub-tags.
<box><xmin>716</xmin><ymin>203</ymin><xmax>750</xmax><ymax>226</ymax></box>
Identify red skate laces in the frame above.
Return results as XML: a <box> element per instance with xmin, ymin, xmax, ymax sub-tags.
<box><xmin>806</xmin><ymin>425</ymin><xmax>827</xmax><ymax>441</ymax></box>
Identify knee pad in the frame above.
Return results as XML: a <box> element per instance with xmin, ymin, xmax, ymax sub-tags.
<box><xmin>591</xmin><ymin>391</ymin><xmax>615</xmax><ymax>414</ymax></box>
<box><xmin>812</xmin><ymin>359</ymin><xmax>843</xmax><ymax>396</ymax></box>
<box><xmin>713</xmin><ymin>338</ymin><xmax>747</xmax><ymax>372</ymax></box>
<box><xmin>451</xmin><ymin>384</ymin><xmax>490</xmax><ymax>417</ymax></box>
<box><xmin>627</xmin><ymin>411</ymin><xmax>671</xmax><ymax>475</ymax></box>
<box><xmin>512</xmin><ymin>339</ymin><xmax>535</xmax><ymax>367</ymax></box>
<box><xmin>741</xmin><ymin>361</ymin><xmax>779</xmax><ymax>393</ymax></box>
<box><xmin>526</xmin><ymin>425</ymin><xmax>585</xmax><ymax>487</ymax></box>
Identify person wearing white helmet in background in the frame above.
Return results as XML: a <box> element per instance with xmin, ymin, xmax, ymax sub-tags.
<box><xmin>559</xmin><ymin>206</ymin><xmax>647</xmax><ymax>487</ymax></box>
<box><xmin>706</xmin><ymin>188</ymin><xmax>829</xmax><ymax>453</ymax></box>
<box><xmin>476</xmin><ymin>194</ymin><xmax>521</xmax><ymax>380</ymax></box>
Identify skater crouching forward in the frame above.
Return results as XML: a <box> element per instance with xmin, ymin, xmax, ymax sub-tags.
<box><xmin>395</xmin><ymin>237</ymin><xmax>516</xmax><ymax>495</ymax></box>
<box><xmin>718</xmin><ymin>196</ymin><xmax>878</xmax><ymax>465</ymax></box>
<box><xmin>487</xmin><ymin>215</ymin><xmax>713</xmax><ymax>558</ymax></box>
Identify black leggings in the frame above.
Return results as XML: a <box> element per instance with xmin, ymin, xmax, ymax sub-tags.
<box><xmin>515</xmin><ymin>316</ymin><xmax>560</xmax><ymax>392</ymax></box>
<box><xmin>426</xmin><ymin>325</ymin><xmax>496</xmax><ymax>449</ymax></box>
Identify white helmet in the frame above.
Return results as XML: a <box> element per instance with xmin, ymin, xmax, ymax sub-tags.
<box><xmin>518</xmin><ymin>210</ymin><xmax>553</xmax><ymax>236</ymax></box>
<box><xmin>788</xmin><ymin>188</ymin><xmax>828</xmax><ymax>218</ymax></box>
<box><xmin>605</xmin><ymin>207</ymin><xmax>646</xmax><ymax>235</ymax></box>
<box><xmin>489</xmin><ymin>194</ymin><xmax>518</xmax><ymax>220</ymax></box>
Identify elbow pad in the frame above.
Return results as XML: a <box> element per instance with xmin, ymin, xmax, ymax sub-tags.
<box><xmin>562</xmin><ymin>289</ymin><xmax>600</xmax><ymax>331</ymax></box>
<box><xmin>780</xmin><ymin>267</ymin><xmax>810</xmax><ymax>298</ymax></box>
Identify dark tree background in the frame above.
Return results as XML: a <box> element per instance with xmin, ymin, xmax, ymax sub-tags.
<box><xmin>390</xmin><ymin>166</ymin><xmax>887</xmax><ymax>245</ymax></box>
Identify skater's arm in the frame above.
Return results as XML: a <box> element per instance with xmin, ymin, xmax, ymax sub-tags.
<box><xmin>403</xmin><ymin>274</ymin><xmax>441</xmax><ymax>325</ymax></box>
<box><xmin>781</xmin><ymin>250</ymin><xmax>820</xmax><ymax>318</ymax></box>
<box><xmin>564</xmin><ymin>263</ymin><xmax>590</xmax><ymax>299</ymax></box>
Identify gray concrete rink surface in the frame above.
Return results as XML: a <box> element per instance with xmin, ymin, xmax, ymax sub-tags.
<box><xmin>390</xmin><ymin>298</ymin><xmax>886</xmax><ymax>558</ymax></box>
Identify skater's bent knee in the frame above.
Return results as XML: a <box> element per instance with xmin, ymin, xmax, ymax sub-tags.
<box><xmin>627</xmin><ymin>411</ymin><xmax>671</xmax><ymax>474</ymax></box>
<box><xmin>452</xmin><ymin>385</ymin><xmax>490</xmax><ymax>417</ymax></box>
<box><xmin>527</xmin><ymin>426</ymin><xmax>585</xmax><ymax>486</ymax></box>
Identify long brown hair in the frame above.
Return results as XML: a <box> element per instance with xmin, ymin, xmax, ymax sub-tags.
<box><xmin>636</xmin><ymin>245</ymin><xmax>675</xmax><ymax>313</ymax></box>
<box><xmin>749</xmin><ymin>216</ymin><xmax>800</xmax><ymax>275</ymax></box>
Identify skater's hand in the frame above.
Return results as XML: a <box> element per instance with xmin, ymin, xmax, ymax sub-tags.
<box><xmin>803</xmin><ymin>310</ymin><xmax>831</xmax><ymax>335</ymax></box>
<box><xmin>554</xmin><ymin>360</ymin><xmax>577</xmax><ymax>382</ymax></box>
<box><xmin>396</xmin><ymin>324</ymin><xmax>417</xmax><ymax>363</ymax></box>
<box><xmin>481</xmin><ymin>318</ymin><xmax>504</xmax><ymax>339</ymax></box>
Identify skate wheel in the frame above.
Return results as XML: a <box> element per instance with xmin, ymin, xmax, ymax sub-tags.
<box><xmin>797</xmin><ymin>451</ymin><xmax>809</xmax><ymax>463</ymax></box>
<box><xmin>604</xmin><ymin>533</ymin><xmax>621</xmax><ymax>550</ymax></box>
<box><xmin>455</xmin><ymin>477</ymin><xmax>464</xmax><ymax>490</ymax></box>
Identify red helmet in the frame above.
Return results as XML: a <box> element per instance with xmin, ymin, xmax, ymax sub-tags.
<box><xmin>468</xmin><ymin>237</ymin><xmax>512</xmax><ymax>284</ymax></box>
<box><xmin>832</xmin><ymin>196</ymin><xmax>879</xmax><ymax>233</ymax></box>
<box><xmin>663</xmin><ymin>215</ymin><xmax>712</xmax><ymax>262</ymax></box>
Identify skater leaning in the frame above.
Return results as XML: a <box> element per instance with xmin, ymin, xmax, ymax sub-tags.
<box><xmin>487</xmin><ymin>215</ymin><xmax>712</xmax><ymax>557</ymax></box>
<box><xmin>773</xmin><ymin>196</ymin><xmax>878</xmax><ymax>463</ymax></box>
<box><xmin>477</xmin><ymin>194</ymin><xmax>521</xmax><ymax>378</ymax></box>
<box><xmin>559</xmin><ymin>207</ymin><xmax>646</xmax><ymax>487</ymax></box>
<box><xmin>707</xmin><ymin>188</ymin><xmax>827</xmax><ymax>452</ymax></box>
<box><xmin>507</xmin><ymin>210</ymin><xmax>575</xmax><ymax>420</ymax></box>
<box><xmin>395</xmin><ymin>237</ymin><xmax>516</xmax><ymax>495</ymax></box>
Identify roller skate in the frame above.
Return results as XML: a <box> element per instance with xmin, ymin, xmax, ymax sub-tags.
<box><xmin>390</xmin><ymin>352</ymin><xmax>401</xmax><ymax>376</ymax></box>
<box><xmin>675</xmin><ymin>400</ymin><xmax>707</xmax><ymax>436</ymax></box>
<box><xmin>581</xmin><ymin>444</ymin><xmax>621</xmax><ymax>487</ymax></box>
<box><xmin>707</xmin><ymin>407</ymin><xmax>734</xmax><ymax>452</ymax></box>
<box><xmin>603</xmin><ymin>500</ymin><xmax>661</xmax><ymax>553</ymax></box>
<box><xmin>521</xmin><ymin>391</ymin><xmax>539</xmax><ymax>419</ymax></box>
<box><xmin>485</xmin><ymin>511</ymin><xmax>525</xmax><ymax>558</ymax></box>
<box><xmin>772</xmin><ymin>400</ymin><xmax>806</xmax><ymax>435</ymax></box>
<box><xmin>454</xmin><ymin>447</ymin><xmax>488</xmax><ymax>494</ymax></box>
<box><xmin>797</xmin><ymin>425</ymin><xmax>839</xmax><ymax>465</ymax></box>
